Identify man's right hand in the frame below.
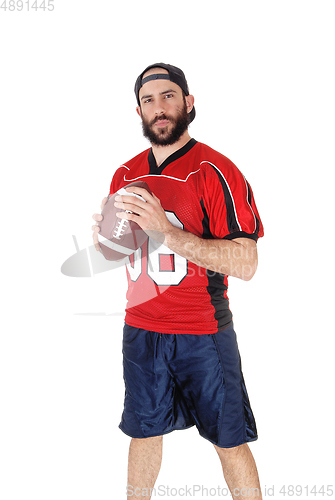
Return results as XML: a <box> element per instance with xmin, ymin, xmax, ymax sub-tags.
<box><xmin>92</xmin><ymin>196</ymin><xmax>108</xmax><ymax>252</ymax></box>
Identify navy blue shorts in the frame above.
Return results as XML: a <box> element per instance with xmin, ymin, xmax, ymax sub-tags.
<box><xmin>119</xmin><ymin>323</ymin><xmax>258</xmax><ymax>448</ymax></box>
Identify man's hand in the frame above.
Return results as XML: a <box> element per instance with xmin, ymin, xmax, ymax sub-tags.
<box><xmin>92</xmin><ymin>196</ymin><xmax>108</xmax><ymax>252</ymax></box>
<box><xmin>114</xmin><ymin>186</ymin><xmax>173</xmax><ymax>244</ymax></box>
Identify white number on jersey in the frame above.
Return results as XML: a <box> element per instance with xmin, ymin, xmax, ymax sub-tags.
<box><xmin>126</xmin><ymin>211</ymin><xmax>188</xmax><ymax>286</ymax></box>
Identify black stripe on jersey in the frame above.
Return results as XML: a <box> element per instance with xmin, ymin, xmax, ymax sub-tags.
<box><xmin>148</xmin><ymin>138</ymin><xmax>197</xmax><ymax>175</ymax></box>
<box><xmin>201</xmin><ymin>198</ymin><xmax>234</xmax><ymax>329</ymax></box>
<box><xmin>206</xmin><ymin>271</ymin><xmax>233</xmax><ymax>330</ymax></box>
<box><xmin>201</xmin><ymin>193</ymin><xmax>258</xmax><ymax>243</ymax></box>
<box><xmin>200</xmin><ymin>198</ymin><xmax>214</xmax><ymax>239</ymax></box>
<box><xmin>209</xmin><ymin>165</ymin><xmax>241</xmax><ymax>234</ymax></box>
<box><xmin>245</xmin><ymin>177</ymin><xmax>260</xmax><ymax>239</ymax></box>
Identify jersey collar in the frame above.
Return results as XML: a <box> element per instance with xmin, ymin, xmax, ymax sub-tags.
<box><xmin>148</xmin><ymin>138</ymin><xmax>197</xmax><ymax>175</ymax></box>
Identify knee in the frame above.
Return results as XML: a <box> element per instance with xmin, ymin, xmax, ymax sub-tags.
<box><xmin>129</xmin><ymin>436</ymin><xmax>163</xmax><ymax>465</ymax></box>
<box><xmin>214</xmin><ymin>443</ymin><xmax>249</xmax><ymax>462</ymax></box>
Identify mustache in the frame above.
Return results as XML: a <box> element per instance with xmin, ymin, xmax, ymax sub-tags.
<box><xmin>150</xmin><ymin>114</ymin><xmax>175</xmax><ymax>126</ymax></box>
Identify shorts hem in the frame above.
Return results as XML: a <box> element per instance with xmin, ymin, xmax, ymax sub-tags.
<box><xmin>118</xmin><ymin>423</ymin><xmax>195</xmax><ymax>439</ymax></box>
<box><xmin>119</xmin><ymin>422</ymin><xmax>258</xmax><ymax>449</ymax></box>
<box><xmin>201</xmin><ymin>434</ymin><xmax>258</xmax><ymax>449</ymax></box>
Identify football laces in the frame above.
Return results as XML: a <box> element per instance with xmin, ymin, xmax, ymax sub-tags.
<box><xmin>113</xmin><ymin>217</ymin><xmax>129</xmax><ymax>240</ymax></box>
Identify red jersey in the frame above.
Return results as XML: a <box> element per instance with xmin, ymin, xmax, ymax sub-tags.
<box><xmin>110</xmin><ymin>139</ymin><xmax>264</xmax><ymax>334</ymax></box>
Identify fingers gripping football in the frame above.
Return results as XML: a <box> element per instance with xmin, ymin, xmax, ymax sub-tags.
<box><xmin>114</xmin><ymin>187</ymin><xmax>172</xmax><ymax>239</ymax></box>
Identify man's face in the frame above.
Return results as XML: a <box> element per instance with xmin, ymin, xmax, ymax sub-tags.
<box><xmin>137</xmin><ymin>69</ymin><xmax>193</xmax><ymax>146</ymax></box>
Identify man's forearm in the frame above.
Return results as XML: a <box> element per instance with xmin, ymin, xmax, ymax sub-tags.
<box><xmin>163</xmin><ymin>226</ymin><xmax>258</xmax><ymax>281</ymax></box>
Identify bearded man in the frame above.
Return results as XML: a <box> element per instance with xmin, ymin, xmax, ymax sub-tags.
<box><xmin>92</xmin><ymin>63</ymin><xmax>264</xmax><ymax>500</ymax></box>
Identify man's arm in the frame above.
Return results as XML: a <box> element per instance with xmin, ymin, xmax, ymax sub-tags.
<box><xmin>114</xmin><ymin>187</ymin><xmax>258</xmax><ymax>281</ymax></box>
<box><xmin>164</xmin><ymin>229</ymin><xmax>257</xmax><ymax>281</ymax></box>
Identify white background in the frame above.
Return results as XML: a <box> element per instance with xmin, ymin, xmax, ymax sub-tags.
<box><xmin>1</xmin><ymin>0</ymin><xmax>334</xmax><ymax>498</ymax></box>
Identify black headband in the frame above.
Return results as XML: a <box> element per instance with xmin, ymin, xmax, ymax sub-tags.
<box><xmin>140</xmin><ymin>74</ymin><xmax>171</xmax><ymax>86</ymax></box>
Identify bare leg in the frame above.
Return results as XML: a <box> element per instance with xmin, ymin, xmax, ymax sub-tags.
<box><xmin>127</xmin><ymin>436</ymin><xmax>163</xmax><ymax>500</ymax></box>
<box><xmin>214</xmin><ymin>443</ymin><xmax>262</xmax><ymax>499</ymax></box>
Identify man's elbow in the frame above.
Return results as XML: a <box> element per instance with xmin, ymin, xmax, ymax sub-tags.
<box><xmin>241</xmin><ymin>257</ymin><xmax>258</xmax><ymax>281</ymax></box>
<box><xmin>230</xmin><ymin>238</ymin><xmax>258</xmax><ymax>281</ymax></box>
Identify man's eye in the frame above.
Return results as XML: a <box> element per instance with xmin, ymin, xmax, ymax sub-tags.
<box><xmin>144</xmin><ymin>99</ymin><xmax>152</xmax><ymax>104</ymax></box>
<box><xmin>165</xmin><ymin>94</ymin><xmax>173</xmax><ymax>99</ymax></box>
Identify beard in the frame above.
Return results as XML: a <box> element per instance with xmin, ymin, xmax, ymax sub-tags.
<box><xmin>141</xmin><ymin>99</ymin><xmax>190</xmax><ymax>146</ymax></box>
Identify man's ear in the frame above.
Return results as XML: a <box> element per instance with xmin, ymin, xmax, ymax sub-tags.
<box><xmin>185</xmin><ymin>94</ymin><xmax>195</xmax><ymax>114</ymax></box>
<box><xmin>136</xmin><ymin>106</ymin><xmax>142</xmax><ymax>118</ymax></box>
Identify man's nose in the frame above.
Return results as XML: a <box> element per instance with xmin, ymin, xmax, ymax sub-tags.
<box><xmin>154</xmin><ymin>98</ymin><xmax>167</xmax><ymax>116</ymax></box>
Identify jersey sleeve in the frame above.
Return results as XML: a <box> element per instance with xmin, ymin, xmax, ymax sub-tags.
<box><xmin>202</xmin><ymin>159</ymin><xmax>264</xmax><ymax>241</ymax></box>
<box><xmin>109</xmin><ymin>165</ymin><xmax>129</xmax><ymax>196</ymax></box>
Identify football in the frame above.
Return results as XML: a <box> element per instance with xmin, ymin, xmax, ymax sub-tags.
<box><xmin>97</xmin><ymin>181</ymin><xmax>151</xmax><ymax>261</ymax></box>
